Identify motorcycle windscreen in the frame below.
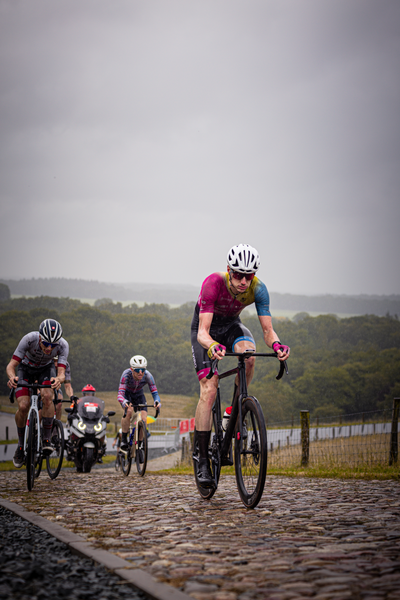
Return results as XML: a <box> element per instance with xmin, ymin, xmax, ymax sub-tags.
<box><xmin>77</xmin><ymin>396</ymin><xmax>105</xmax><ymax>420</ymax></box>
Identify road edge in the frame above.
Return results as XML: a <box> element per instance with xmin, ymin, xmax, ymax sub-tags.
<box><xmin>0</xmin><ymin>497</ymin><xmax>191</xmax><ymax>600</ymax></box>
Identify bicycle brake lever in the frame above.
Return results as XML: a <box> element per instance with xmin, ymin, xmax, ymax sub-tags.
<box><xmin>206</xmin><ymin>358</ymin><xmax>219</xmax><ymax>380</ymax></box>
<box><xmin>9</xmin><ymin>387</ymin><xmax>15</xmax><ymax>404</ymax></box>
<box><xmin>276</xmin><ymin>360</ymin><xmax>289</xmax><ymax>380</ymax></box>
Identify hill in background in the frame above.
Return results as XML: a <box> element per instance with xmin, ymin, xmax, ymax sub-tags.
<box><xmin>1</xmin><ymin>277</ymin><xmax>399</xmax><ymax>317</ymax></box>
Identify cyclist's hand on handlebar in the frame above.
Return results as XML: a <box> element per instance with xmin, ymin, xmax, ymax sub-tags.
<box><xmin>50</xmin><ymin>377</ymin><xmax>62</xmax><ymax>390</ymax></box>
<box><xmin>207</xmin><ymin>342</ymin><xmax>226</xmax><ymax>361</ymax></box>
<box><xmin>272</xmin><ymin>342</ymin><xmax>290</xmax><ymax>361</ymax></box>
<box><xmin>154</xmin><ymin>401</ymin><xmax>161</xmax><ymax>408</ymax></box>
<box><xmin>8</xmin><ymin>377</ymin><xmax>18</xmax><ymax>389</ymax></box>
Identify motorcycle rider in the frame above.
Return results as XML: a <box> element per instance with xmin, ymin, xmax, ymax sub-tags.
<box><xmin>6</xmin><ymin>319</ymin><xmax>69</xmax><ymax>468</ymax></box>
<box><xmin>118</xmin><ymin>355</ymin><xmax>161</xmax><ymax>451</ymax></box>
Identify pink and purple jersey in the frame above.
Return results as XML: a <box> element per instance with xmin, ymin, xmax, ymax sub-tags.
<box><xmin>13</xmin><ymin>332</ymin><xmax>69</xmax><ymax>370</ymax></box>
<box><xmin>195</xmin><ymin>272</ymin><xmax>271</xmax><ymax>322</ymax></box>
<box><xmin>117</xmin><ymin>369</ymin><xmax>161</xmax><ymax>406</ymax></box>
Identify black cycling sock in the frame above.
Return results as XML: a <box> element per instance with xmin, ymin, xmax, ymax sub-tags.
<box><xmin>196</xmin><ymin>430</ymin><xmax>211</xmax><ymax>462</ymax></box>
<box><xmin>42</xmin><ymin>417</ymin><xmax>53</xmax><ymax>439</ymax></box>
<box><xmin>17</xmin><ymin>426</ymin><xmax>25</xmax><ymax>446</ymax></box>
<box><xmin>121</xmin><ymin>432</ymin><xmax>128</xmax><ymax>443</ymax></box>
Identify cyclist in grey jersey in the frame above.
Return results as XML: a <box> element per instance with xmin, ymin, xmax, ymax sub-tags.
<box><xmin>6</xmin><ymin>319</ymin><xmax>69</xmax><ymax>468</ymax></box>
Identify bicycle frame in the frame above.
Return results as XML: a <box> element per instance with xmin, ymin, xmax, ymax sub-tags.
<box><xmin>208</xmin><ymin>352</ymin><xmax>287</xmax><ymax>464</ymax></box>
<box><xmin>10</xmin><ymin>383</ymin><xmax>58</xmax><ymax>455</ymax></box>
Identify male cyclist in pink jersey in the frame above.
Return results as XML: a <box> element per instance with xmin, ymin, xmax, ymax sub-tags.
<box><xmin>191</xmin><ymin>244</ymin><xmax>290</xmax><ymax>486</ymax></box>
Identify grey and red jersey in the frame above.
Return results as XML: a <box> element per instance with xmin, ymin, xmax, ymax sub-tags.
<box><xmin>117</xmin><ymin>368</ymin><xmax>161</xmax><ymax>406</ymax></box>
<box><xmin>12</xmin><ymin>332</ymin><xmax>69</xmax><ymax>370</ymax></box>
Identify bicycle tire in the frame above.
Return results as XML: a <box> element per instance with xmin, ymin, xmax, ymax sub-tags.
<box><xmin>82</xmin><ymin>447</ymin><xmax>94</xmax><ymax>473</ymax></box>
<box><xmin>26</xmin><ymin>411</ymin><xmax>39</xmax><ymax>491</ymax></box>
<box><xmin>136</xmin><ymin>421</ymin><xmax>148</xmax><ymax>476</ymax></box>
<box><xmin>46</xmin><ymin>419</ymin><xmax>64</xmax><ymax>480</ymax></box>
<box><xmin>114</xmin><ymin>452</ymin><xmax>121</xmax><ymax>472</ymax></box>
<box><xmin>193</xmin><ymin>413</ymin><xmax>221</xmax><ymax>500</ymax></box>
<box><xmin>120</xmin><ymin>448</ymin><xmax>132</xmax><ymax>476</ymax></box>
<box><xmin>234</xmin><ymin>396</ymin><xmax>267</xmax><ymax>509</ymax></box>
<box><xmin>35</xmin><ymin>455</ymin><xmax>43</xmax><ymax>479</ymax></box>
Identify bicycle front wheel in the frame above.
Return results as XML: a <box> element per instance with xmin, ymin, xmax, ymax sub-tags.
<box><xmin>26</xmin><ymin>411</ymin><xmax>39</xmax><ymax>491</ymax></box>
<box><xmin>120</xmin><ymin>448</ymin><xmax>132</xmax><ymax>476</ymax></box>
<box><xmin>46</xmin><ymin>419</ymin><xmax>64</xmax><ymax>480</ymax></box>
<box><xmin>234</xmin><ymin>396</ymin><xmax>267</xmax><ymax>509</ymax></box>
<box><xmin>136</xmin><ymin>421</ymin><xmax>148</xmax><ymax>476</ymax></box>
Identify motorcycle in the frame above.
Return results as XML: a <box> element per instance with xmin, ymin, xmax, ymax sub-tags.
<box><xmin>65</xmin><ymin>396</ymin><xmax>115</xmax><ymax>473</ymax></box>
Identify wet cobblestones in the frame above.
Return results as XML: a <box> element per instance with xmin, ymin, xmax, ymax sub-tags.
<box><xmin>1</xmin><ymin>469</ymin><xmax>400</xmax><ymax>599</ymax></box>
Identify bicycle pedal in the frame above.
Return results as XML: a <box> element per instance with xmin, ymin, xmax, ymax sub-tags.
<box><xmin>221</xmin><ymin>456</ymin><xmax>233</xmax><ymax>466</ymax></box>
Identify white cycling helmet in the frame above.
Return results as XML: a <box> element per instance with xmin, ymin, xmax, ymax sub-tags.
<box><xmin>130</xmin><ymin>355</ymin><xmax>147</xmax><ymax>369</ymax></box>
<box><xmin>227</xmin><ymin>244</ymin><xmax>260</xmax><ymax>274</ymax></box>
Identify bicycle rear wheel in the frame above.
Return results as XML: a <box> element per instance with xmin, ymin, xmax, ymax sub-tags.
<box><xmin>120</xmin><ymin>448</ymin><xmax>132</xmax><ymax>476</ymax></box>
<box><xmin>26</xmin><ymin>411</ymin><xmax>39</xmax><ymax>491</ymax></box>
<box><xmin>193</xmin><ymin>414</ymin><xmax>221</xmax><ymax>500</ymax></box>
<box><xmin>46</xmin><ymin>419</ymin><xmax>64</xmax><ymax>479</ymax></box>
<box><xmin>234</xmin><ymin>396</ymin><xmax>267</xmax><ymax>509</ymax></box>
<box><xmin>136</xmin><ymin>421</ymin><xmax>148</xmax><ymax>476</ymax></box>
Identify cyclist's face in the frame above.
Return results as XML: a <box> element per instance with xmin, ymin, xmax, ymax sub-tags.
<box><xmin>227</xmin><ymin>267</ymin><xmax>252</xmax><ymax>293</ymax></box>
<box><xmin>131</xmin><ymin>368</ymin><xmax>145</xmax><ymax>380</ymax></box>
<box><xmin>39</xmin><ymin>337</ymin><xmax>54</xmax><ymax>355</ymax></box>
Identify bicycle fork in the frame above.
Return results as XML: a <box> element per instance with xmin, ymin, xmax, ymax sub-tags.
<box><xmin>24</xmin><ymin>397</ymin><xmax>41</xmax><ymax>456</ymax></box>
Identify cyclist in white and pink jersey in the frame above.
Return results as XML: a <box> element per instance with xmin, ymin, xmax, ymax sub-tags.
<box><xmin>191</xmin><ymin>244</ymin><xmax>290</xmax><ymax>486</ymax></box>
<box><xmin>6</xmin><ymin>319</ymin><xmax>69</xmax><ymax>468</ymax></box>
<box><xmin>117</xmin><ymin>354</ymin><xmax>161</xmax><ymax>450</ymax></box>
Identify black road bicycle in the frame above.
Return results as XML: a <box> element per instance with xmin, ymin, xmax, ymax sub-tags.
<box><xmin>119</xmin><ymin>403</ymin><xmax>160</xmax><ymax>477</ymax></box>
<box><xmin>193</xmin><ymin>351</ymin><xmax>288</xmax><ymax>509</ymax></box>
<box><xmin>10</xmin><ymin>383</ymin><xmax>65</xmax><ymax>491</ymax></box>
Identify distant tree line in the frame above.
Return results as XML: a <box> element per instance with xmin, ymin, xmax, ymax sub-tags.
<box><xmin>1</xmin><ymin>277</ymin><xmax>399</xmax><ymax>316</ymax></box>
<box><xmin>0</xmin><ymin>296</ymin><xmax>399</xmax><ymax>421</ymax></box>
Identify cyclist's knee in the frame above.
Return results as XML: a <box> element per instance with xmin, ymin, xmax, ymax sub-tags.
<box><xmin>17</xmin><ymin>397</ymin><xmax>30</xmax><ymax>415</ymax></box>
<box><xmin>199</xmin><ymin>380</ymin><xmax>217</xmax><ymax>406</ymax></box>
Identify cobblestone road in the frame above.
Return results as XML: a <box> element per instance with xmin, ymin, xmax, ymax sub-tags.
<box><xmin>1</xmin><ymin>469</ymin><xmax>399</xmax><ymax>600</ymax></box>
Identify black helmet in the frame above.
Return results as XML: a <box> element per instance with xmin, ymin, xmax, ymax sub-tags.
<box><xmin>39</xmin><ymin>319</ymin><xmax>63</xmax><ymax>343</ymax></box>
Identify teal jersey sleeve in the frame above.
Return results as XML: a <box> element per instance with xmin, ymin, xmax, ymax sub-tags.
<box><xmin>253</xmin><ymin>278</ymin><xmax>271</xmax><ymax>317</ymax></box>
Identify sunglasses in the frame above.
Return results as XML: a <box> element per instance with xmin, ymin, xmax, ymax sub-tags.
<box><xmin>41</xmin><ymin>340</ymin><xmax>57</xmax><ymax>348</ymax></box>
<box><xmin>231</xmin><ymin>270</ymin><xmax>255</xmax><ymax>281</ymax></box>
<box><xmin>133</xmin><ymin>368</ymin><xmax>145</xmax><ymax>373</ymax></box>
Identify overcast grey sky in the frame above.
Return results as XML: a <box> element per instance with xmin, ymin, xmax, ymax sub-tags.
<box><xmin>1</xmin><ymin>0</ymin><xmax>399</xmax><ymax>296</ymax></box>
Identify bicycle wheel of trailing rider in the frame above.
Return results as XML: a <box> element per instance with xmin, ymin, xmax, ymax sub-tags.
<box><xmin>120</xmin><ymin>447</ymin><xmax>132</xmax><ymax>476</ymax></box>
<box><xmin>136</xmin><ymin>420</ymin><xmax>148</xmax><ymax>476</ymax></box>
<box><xmin>26</xmin><ymin>411</ymin><xmax>39</xmax><ymax>491</ymax></box>
<box><xmin>234</xmin><ymin>396</ymin><xmax>267</xmax><ymax>509</ymax></box>
<box><xmin>46</xmin><ymin>419</ymin><xmax>64</xmax><ymax>480</ymax></box>
<box><xmin>193</xmin><ymin>413</ymin><xmax>221</xmax><ymax>500</ymax></box>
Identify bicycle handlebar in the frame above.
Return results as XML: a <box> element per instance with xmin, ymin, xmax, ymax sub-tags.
<box><xmin>122</xmin><ymin>402</ymin><xmax>160</xmax><ymax>419</ymax></box>
<box><xmin>206</xmin><ymin>350</ymin><xmax>288</xmax><ymax>381</ymax></box>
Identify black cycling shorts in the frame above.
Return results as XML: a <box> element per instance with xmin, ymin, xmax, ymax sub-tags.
<box><xmin>124</xmin><ymin>390</ymin><xmax>148</xmax><ymax>412</ymax></box>
<box><xmin>16</xmin><ymin>363</ymin><xmax>56</xmax><ymax>398</ymax></box>
<box><xmin>191</xmin><ymin>317</ymin><xmax>255</xmax><ymax>381</ymax></box>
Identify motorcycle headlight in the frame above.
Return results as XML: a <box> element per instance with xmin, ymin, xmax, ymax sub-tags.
<box><xmin>77</xmin><ymin>421</ymin><xmax>86</xmax><ymax>431</ymax></box>
<box><xmin>94</xmin><ymin>422</ymin><xmax>103</xmax><ymax>432</ymax></box>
